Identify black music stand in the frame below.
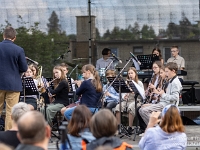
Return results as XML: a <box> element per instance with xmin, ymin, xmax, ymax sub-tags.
<box><xmin>46</xmin><ymin>78</ymin><xmax>54</xmax><ymax>89</ymax></box>
<box><xmin>127</xmin><ymin>80</ymin><xmax>145</xmax><ymax>141</ymax></box>
<box><xmin>107</xmin><ymin>77</ymin><xmax>132</xmax><ymax>138</ymax></box>
<box><xmin>67</xmin><ymin>77</ymin><xmax>76</xmax><ymax>103</ymax></box>
<box><xmin>137</xmin><ymin>54</ymin><xmax>159</xmax><ymax>70</ymax></box>
<box><xmin>21</xmin><ymin>77</ymin><xmax>39</xmax><ymax>102</ymax></box>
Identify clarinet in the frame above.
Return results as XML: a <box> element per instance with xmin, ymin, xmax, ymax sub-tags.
<box><xmin>144</xmin><ymin>73</ymin><xmax>154</xmax><ymax>104</ymax></box>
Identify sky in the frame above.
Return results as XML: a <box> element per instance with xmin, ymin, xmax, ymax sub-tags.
<box><xmin>0</xmin><ymin>0</ymin><xmax>199</xmax><ymax>35</ymax></box>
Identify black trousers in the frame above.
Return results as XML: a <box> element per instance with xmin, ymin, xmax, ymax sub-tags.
<box><xmin>137</xmin><ymin>106</ymin><xmax>147</xmax><ymax>131</ymax></box>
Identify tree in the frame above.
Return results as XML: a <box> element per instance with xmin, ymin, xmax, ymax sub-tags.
<box><xmin>96</xmin><ymin>28</ymin><xmax>101</xmax><ymax>40</ymax></box>
<box><xmin>102</xmin><ymin>29</ymin><xmax>111</xmax><ymax>40</ymax></box>
<box><xmin>141</xmin><ymin>24</ymin><xmax>156</xmax><ymax>39</ymax></box>
<box><xmin>179</xmin><ymin>12</ymin><xmax>193</xmax><ymax>39</ymax></box>
<box><xmin>47</xmin><ymin>11</ymin><xmax>61</xmax><ymax>34</ymax></box>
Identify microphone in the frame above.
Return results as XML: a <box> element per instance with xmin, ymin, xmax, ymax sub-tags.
<box><xmin>129</xmin><ymin>52</ymin><xmax>141</xmax><ymax>65</ymax></box>
<box><xmin>112</xmin><ymin>53</ymin><xmax>122</xmax><ymax>63</ymax></box>
<box><xmin>26</xmin><ymin>57</ymin><xmax>39</xmax><ymax>65</ymax></box>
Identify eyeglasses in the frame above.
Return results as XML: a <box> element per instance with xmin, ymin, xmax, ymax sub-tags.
<box><xmin>171</xmin><ymin>50</ymin><xmax>177</xmax><ymax>53</ymax></box>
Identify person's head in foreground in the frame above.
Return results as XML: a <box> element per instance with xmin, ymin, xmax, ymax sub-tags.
<box><xmin>16</xmin><ymin>111</ymin><xmax>51</xmax><ymax>150</ymax></box>
<box><xmin>160</xmin><ymin>104</ymin><xmax>184</xmax><ymax>133</ymax></box>
<box><xmin>87</xmin><ymin>109</ymin><xmax>133</xmax><ymax>150</ymax></box>
<box><xmin>11</xmin><ymin>102</ymin><xmax>30</xmax><ymax>128</ymax></box>
<box><xmin>139</xmin><ymin>104</ymin><xmax>187</xmax><ymax>150</ymax></box>
<box><xmin>90</xmin><ymin>109</ymin><xmax>118</xmax><ymax>138</ymax></box>
<box><xmin>68</xmin><ymin>105</ymin><xmax>92</xmax><ymax>137</ymax></box>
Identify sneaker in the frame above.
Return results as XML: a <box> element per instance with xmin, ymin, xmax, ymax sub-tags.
<box><xmin>139</xmin><ymin>133</ymin><xmax>145</xmax><ymax>137</ymax></box>
<box><xmin>127</xmin><ymin>126</ymin><xmax>133</xmax><ymax>135</ymax></box>
<box><xmin>137</xmin><ymin>129</ymin><xmax>145</xmax><ymax>135</ymax></box>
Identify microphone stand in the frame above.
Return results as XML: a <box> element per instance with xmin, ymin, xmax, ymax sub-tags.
<box><xmin>53</xmin><ymin>50</ymin><xmax>71</xmax><ymax>63</ymax></box>
<box><xmin>96</xmin><ymin>58</ymin><xmax>133</xmax><ymax>137</ymax></box>
<box><xmin>69</xmin><ymin>64</ymin><xmax>79</xmax><ymax>79</ymax></box>
<box><xmin>105</xmin><ymin>59</ymin><xmax>114</xmax><ymax>72</ymax></box>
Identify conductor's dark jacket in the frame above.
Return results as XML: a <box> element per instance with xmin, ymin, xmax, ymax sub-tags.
<box><xmin>0</xmin><ymin>39</ymin><xmax>27</xmax><ymax>92</ymax></box>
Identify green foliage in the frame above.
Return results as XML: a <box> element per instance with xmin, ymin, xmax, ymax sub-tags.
<box><xmin>0</xmin><ymin>13</ymin><xmax>76</xmax><ymax>77</ymax></box>
<box><xmin>141</xmin><ymin>24</ymin><xmax>156</xmax><ymax>39</ymax></box>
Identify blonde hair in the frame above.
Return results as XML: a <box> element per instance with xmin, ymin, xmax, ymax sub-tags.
<box><xmin>105</xmin><ymin>69</ymin><xmax>116</xmax><ymax>77</ymax></box>
<box><xmin>53</xmin><ymin>65</ymin><xmax>67</xmax><ymax>88</ymax></box>
<box><xmin>82</xmin><ymin>64</ymin><xmax>102</xmax><ymax>92</ymax></box>
<box><xmin>127</xmin><ymin>67</ymin><xmax>139</xmax><ymax>83</ymax></box>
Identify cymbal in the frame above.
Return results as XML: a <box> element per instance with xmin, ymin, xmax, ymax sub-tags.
<box><xmin>73</xmin><ymin>58</ymin><xmax>88</xmax><ymax>61</ymax></box>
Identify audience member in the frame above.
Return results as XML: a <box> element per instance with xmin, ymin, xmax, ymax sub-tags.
<box><xmin>82</xmin><ymin>109</ymin><xmax>133</xmax><ymax>150</ymax></box>
<box><xmin>139</xmin><ymin>104</ymin><xmax>187</xmax><ymax>150</ymax></box>
<box><xmin>0</xmin><ymin>143</ymin><xmax>13</xmax><ymax>150</ymax></box>
<box><xmin>15</xmin><ymin>111</ymin><xmax>51</xmax><ymax>150</ymax></box>
<box><xmin>60</xmin><ymin>105</ymin><xmax>95</xmax><ymax>150</ymax></box>
<box><xmin>0</xmin><ymin>102</ymin><xmax>30</xmax><ymax>148</ymax></box>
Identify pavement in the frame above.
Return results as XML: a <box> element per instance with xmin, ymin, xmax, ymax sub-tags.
<box><xmin>48</xmin><ymin>125</ymin><xmax>200</xmax><ymax>150</ymax></box>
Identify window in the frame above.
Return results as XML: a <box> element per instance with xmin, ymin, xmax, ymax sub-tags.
<box><xmin>133</xmin><ymin>46</ymin><xmax>143</xmax><ymax>54</ymax></box>
<box><xmin>163</xmin><ymin>47</ymin><xmax>181</xmax><ymax>63</ymax></box>
<box><xmin>110</xmin><ymin>48</ymin><xmax>118</xmax><ymax>56</ymax></box>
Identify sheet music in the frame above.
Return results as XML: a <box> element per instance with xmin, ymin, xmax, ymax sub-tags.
<box><xmin>129</xmin><ymin>80</ymin><xmax>145</xmax><ymax>100</ymax></box>
<box><xmin>132</xmin><ymin>59</ymin><xmax>140</xmax><ymax>70</ymax></box>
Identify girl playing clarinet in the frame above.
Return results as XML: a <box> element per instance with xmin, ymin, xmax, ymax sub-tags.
<box><xmin>115</xmin><ymin>67</ymin><xmax>144</xmax><ymax>135</ymax></box>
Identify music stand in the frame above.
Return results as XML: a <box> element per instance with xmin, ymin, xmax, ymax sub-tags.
<box><xmin>137</xmin><ymin>54</ymin><xmax>159</xmax><ymax>70</ymax></box>
<box><xmin>21</xmin><ymin>77</ymin><xmax>39</xmax><ymax>102</ymax></box>
<box><xmin>107</xmin><ymin>77</ymin><xmax>132</xmax><ymax>138</ymax></box>
<box><xmin>127</xmin><ymin>80</ymin><xmax>145</xmax><ymax>141</ymax></box>
<box><xmin>67</xmin><ymin>76</ymin><xmax>76</xmax><ymax>103</ymax></box>
<box><xmin>46</xmin><ymin>78</ymin><xmax>54</xmax><ymax>89</ymax></box>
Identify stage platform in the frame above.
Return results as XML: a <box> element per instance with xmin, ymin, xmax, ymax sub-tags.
<box><xmin>49</xmin><ymin>125</ymin><xmax>200</xmax><ymax>150</ymax></box>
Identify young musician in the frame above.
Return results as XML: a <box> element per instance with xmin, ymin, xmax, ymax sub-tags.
<box><xmin>60</xmin><ymin>63</ymin><xmax>76</xmax><ymax>91</ymax></box>
<box><xmin>145</xmin><ymin>61</ymin><xmax>163</xmax><ymax>104</ymax></box>
<box><xmin>29</xmin><ymin>63</ymin><xmax>39</xmax><ymax>79</ymax></box>
<box><xmin>139</xmin><ymin>62</ymin><xmax>182</xmax><ymax>127</ymax></box>
<box><xmin>167</xmin><ymin>45</ymin><xmax>185</xmax><ymax>70</ymax></box>
<box><xmin>64</xmin><ymin>64</ymin><xmax>102</xmax><ymax>120</ymax></box>
<box><xmin>137</xmin><ymin>65</ymin><xmax>168</xmax><ymax>135</ymax></box>
<box><xmin>115</xmin><ymin>67</ymin><xmax>144</xmax><ymax>135</ymax></box>
<box><xmin>40</xmin><ymin>65</ymin><xmax>69</xmax><ymax>126</ymax></box>
<box><xmin>103</xmin><ymin>70</ymin><xmax>119</xmax><ymax>111</ymax></box>
<box><xmin>96</xmin><ymin>48</ymin><xmax>114</xmax><ymax>70</ymax></box>
<box><xmin>20</xmin><ymin>65</ymin><xmax>38</xmax><ymax>110</ymax></box>
<box><xmin>152</xmin><ymin>48</ymin><xmax>164</xmax><ymax>64</ymax></box>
